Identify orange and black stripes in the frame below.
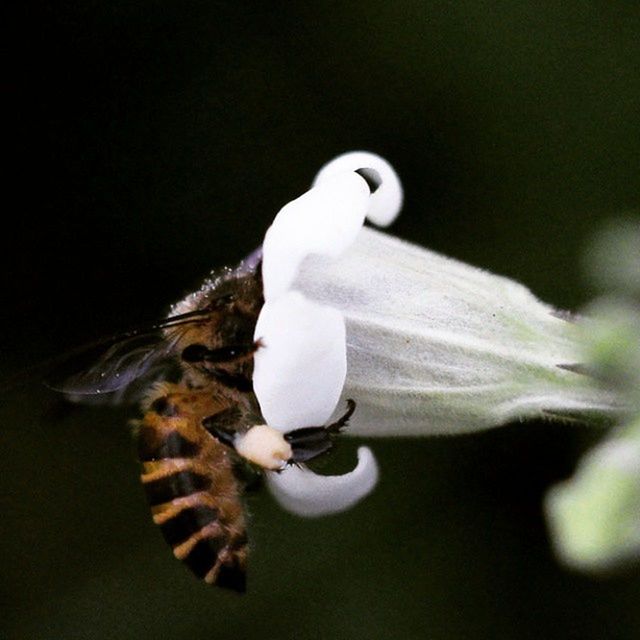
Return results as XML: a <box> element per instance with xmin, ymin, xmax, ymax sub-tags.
<box><xmin>143</xmin><ymin>470</ymin><xmax>212</xmax><ymax>507</ymax></box>
<box><xmin>138</xmin><ymin>425</ymin><xmax>201</xmax><ymax>462</ymax></box>
<box><xmin>138</xmin><ymin>387</ymin><xmax>249</xmax><ymax>592</ymax></box>
<box><xmin>159</xmin><ymin>505</ymin><xmax>219</xmax><ymax>546</ymax></box>
<box><xmin>183</xmin><ymin>538</ymin><xmax>225</xmax><ymax>578</ymax></box>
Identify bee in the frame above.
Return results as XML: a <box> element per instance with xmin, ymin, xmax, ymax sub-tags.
<box><xmin>50</xmin><ymin>251</ymin><xmax>355</xmax><ymax>592</ymax></box>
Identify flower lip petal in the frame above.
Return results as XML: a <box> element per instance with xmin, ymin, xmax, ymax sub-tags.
<box><xmin>261</xmin><ymin>171</ymin><xmax>369</xmax><ymax>300</ymax></box>
<box><xmin>313</xmin><ymin>150</ymin><xmax>403</xmax><ymax>227</ymax></box>
<box><xmin>266</xmin><ymin>446</ymin><xmax>379</xmax><ymax>517</ymax></box>
<box><xmin>253</xmin><ymin>290</ymin><xmax>347</xmax><ymax>431</ymax></box>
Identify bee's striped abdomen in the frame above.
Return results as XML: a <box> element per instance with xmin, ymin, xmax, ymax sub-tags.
<box><xmin>138</xmin><ymin>387</ymin><xmax>248</xmax><ymax>592</ymax></box>
<box><xmin>143</xmin><ymin>469</ymin><xmax>212</xmax><ymax>507</ymax></box>
<box><xmin>159</xmin><ymin>505</ymin><xmax>219</xmax><ymax>546</ymax></box>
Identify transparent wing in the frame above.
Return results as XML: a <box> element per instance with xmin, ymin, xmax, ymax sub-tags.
<box><xmin>8</xmin><ymin>251</ymin><xmax>264</xmax><ymax>405</ymax></box>
<box><xmin>45</xmin><ymin>307</ymin><xmax>213</xmax><ymax>397</ymax></box>
<box><xmin>47</xmin><ymin>333</ymin><xmax>175</xmax><ymax>396</ymax></box>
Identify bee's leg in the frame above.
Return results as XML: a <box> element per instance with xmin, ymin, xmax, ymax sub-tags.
<box><xmin>202</xmin><ymin>406</ymin><xmax>244</xmax><ymax>450</ymax></box>
<box><xmin>284</xmin><ymin>399</ymin><xmax>356</xmax><ymax>464</ymax></box>
<box><xmin>204</xmin><ymin>400</ymin><xmax>356</xmax><ymax>468</ymax></box>
<box><xmin>201</xmin><ymin>408</ymin><xmax>265</xmax><ymax>490</ymax></box>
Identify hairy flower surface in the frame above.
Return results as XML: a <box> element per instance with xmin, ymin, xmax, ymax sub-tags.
<box><xmin>252</xmin><ymin>152</ymin><xmax>622</xmax><ymax>518</ymax></box>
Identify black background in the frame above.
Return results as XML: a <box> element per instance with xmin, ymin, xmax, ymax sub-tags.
<box><xmin>3</xmin><ymin>2</ymin><xmax>639</xmax><ymax>639</ymax></box>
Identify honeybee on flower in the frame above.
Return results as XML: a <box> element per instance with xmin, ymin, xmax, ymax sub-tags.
<box><xmin>51</xmin><ymin>150</ymin><xmax>630</xmax><ymax>589</ymax></box>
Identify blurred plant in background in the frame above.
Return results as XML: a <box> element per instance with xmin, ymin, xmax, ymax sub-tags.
<box><xmin>546</xmin><ymin>218</ymin><xmax>640</xmax><ymax>572</ymax></box>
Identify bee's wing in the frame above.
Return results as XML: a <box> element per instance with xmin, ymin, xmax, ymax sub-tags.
<box><xmin>45</xmin><ymin>308</ymin><xmax>213</xmax><ymax>399</ymax></box>
<box><xmin>46</xmin><ymin>332</ymin><xmax>175</xmax><ymax>397</ymax></box>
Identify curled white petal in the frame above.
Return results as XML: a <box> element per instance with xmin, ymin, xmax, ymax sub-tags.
<box><xmin>313</xmin><ymin>151</ymin><xmax>403</xmax><ymax>227</ymax></box>
<box><xmin>253</xmin><ymin>291</ymin><xmax>346</xmax><ymax>430</ymax></box>
<box><xmin>262</xmin><ymin>172</ymin><xmax>369</xmax><ymax>300</ymax></box>
<box><xmin>266</xmin><ymin>447</ymin><xmax>378</xmax><ymax>517</ymax></box>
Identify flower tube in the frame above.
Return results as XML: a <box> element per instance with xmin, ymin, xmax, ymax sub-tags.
<box><xmin>250</xmin><ymin>151</ymin><xmax>622</xmax><ymax>517</ymax></box>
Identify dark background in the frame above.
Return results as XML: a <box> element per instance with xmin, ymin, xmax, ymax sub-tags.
<box><xmin>3</xmin><ymin>2</ymin><xmax>639</xmax><ymax>639</ymax></box>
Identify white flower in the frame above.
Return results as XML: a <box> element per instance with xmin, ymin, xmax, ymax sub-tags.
<box><xmin>252</xmin><ymin>151</ymin><xmax>622</xmax><ymax>519</ymax></box>
<box><xmin>254</xmin><ymin>152</ymin><xmax>402</xmax><ymax>517</ymax></box>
